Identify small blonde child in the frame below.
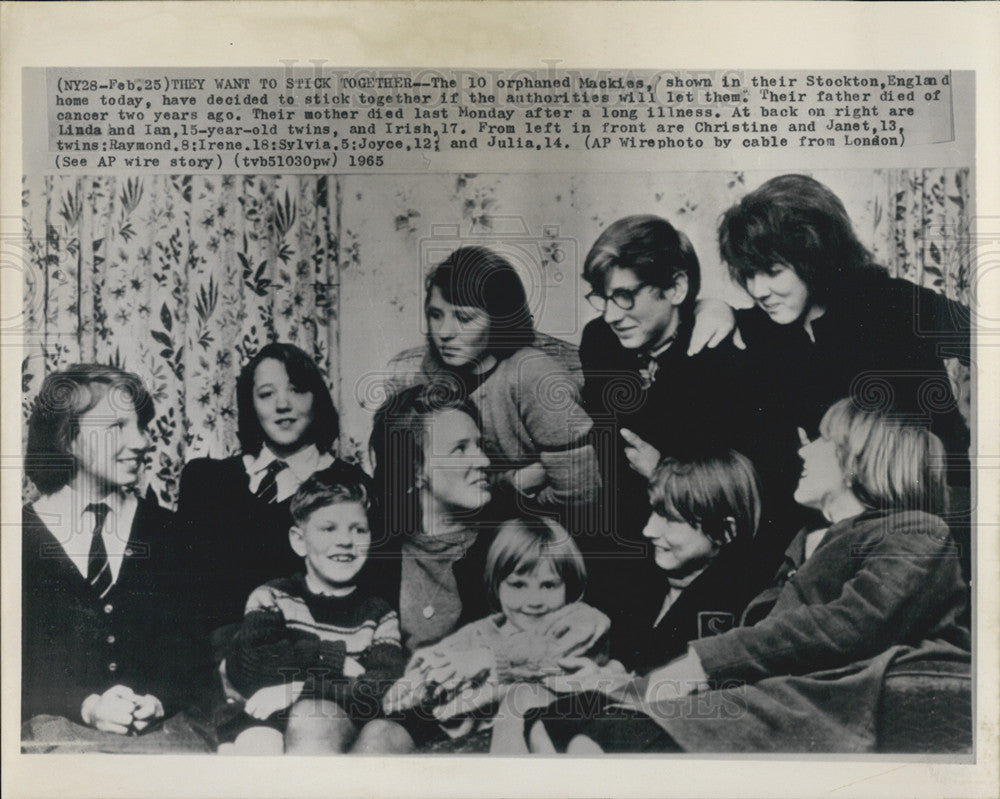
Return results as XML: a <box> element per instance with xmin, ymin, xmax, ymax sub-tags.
<box><xmin>383</xmin><ymin>516</ymin><xmax>610</xmax><ymax>751</ymax></box>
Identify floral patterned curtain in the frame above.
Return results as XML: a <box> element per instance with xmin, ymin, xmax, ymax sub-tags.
<box><xmin>870</xmin><ymin>168</ymin><xmax>972</xmax><ymax>421</ymax></box>
<box><xmin>21</xmin><ymin>175</ymin><xmax>341</xmax><ymax>506</ymax></box>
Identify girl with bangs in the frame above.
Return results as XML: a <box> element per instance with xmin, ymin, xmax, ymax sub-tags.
<box><xmin>715</xmin><ymin>174</ymin><xmax>971</xmax><ymax>572</ymax></box>
<box><xmin>176</xmin><ymin>342</ymin><xmax>367</xmax><ymax>651</ymax></box>
<box><xmin>383</xmin><ymin>516</ymin><xmax>609</xmax><ymax>752</ymax></box>
<box><xmin>501</xmin><ymin>448</ymin><xmax>767</xmax><ymax>753</ymax></box>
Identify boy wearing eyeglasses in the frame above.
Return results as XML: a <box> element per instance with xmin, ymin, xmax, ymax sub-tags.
<box><xmin>578</xmin><ymin>215</ymin><xmax>772</xmax><ymax>667</ymax></box>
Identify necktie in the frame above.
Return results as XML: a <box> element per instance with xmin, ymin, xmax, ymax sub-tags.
<box><xmin>85</xmin><ymin>502</ymin><xmax>113</xmax><ymax>598</ymax></box>
<box><xmin>638</xmin><ymin>358</ymin><xmax>659</xmax><ymax>390</ymax></box>
<box><xmin>255</xmin><ymin>460</ymin><xmax>287</xmax><ymax>504</ymax></box>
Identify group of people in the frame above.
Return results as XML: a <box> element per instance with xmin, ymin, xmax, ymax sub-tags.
<box><xmin>21</xmin><ymin>174</ymin><xmax>972</xmax><ymax>755</ymax></box>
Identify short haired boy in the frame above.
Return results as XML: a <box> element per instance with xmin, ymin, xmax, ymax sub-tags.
<box><xmin>222</xmin><ymin>473</ymin><xmax>405</xmax><ymax>754</ymax></box>
<box><xmin>22</xmin><ymin>364</ymin><xmax>214</xmax><ymax>752</ymax></box>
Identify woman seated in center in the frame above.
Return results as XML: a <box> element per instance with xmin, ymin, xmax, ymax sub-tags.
<box><xmin>358</xmin><ymin>382</ymin><xmax>609</xmax><ymax>752</ymax></box>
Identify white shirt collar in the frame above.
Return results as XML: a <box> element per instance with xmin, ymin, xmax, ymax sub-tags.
<box><xmin>243</xmin><ymin>444</ymin><xmax>335</xmax><ymax>502</ymax></box>
<box><xmin>244</xmin><ymin>443</ymin><xmax>326</xmax><ymax>482</ymax></box>
<box><xmin>31</xmin><ymin>484</ymin><xmax>138</xmax><ymax>583</ymax></box>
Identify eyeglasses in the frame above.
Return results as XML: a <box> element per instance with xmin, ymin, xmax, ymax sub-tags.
<box><xmin>585</xmin><ymin>283</ymin><xmax>653</xmax><ymax>313</ymax></box>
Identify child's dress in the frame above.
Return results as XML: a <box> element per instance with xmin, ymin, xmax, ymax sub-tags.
<box><xmin>419</xmin><ymin>602</ymin><xmax>610</xmax><ymax>738</ymax></box>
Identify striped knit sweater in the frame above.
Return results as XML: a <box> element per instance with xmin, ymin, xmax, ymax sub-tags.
<box><xmin>227</xmin><ymin>574</ymin><xmax>404</xmax><ymax>716</ymax></box>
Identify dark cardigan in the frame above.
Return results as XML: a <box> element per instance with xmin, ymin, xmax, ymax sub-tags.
<box><xmin>21</xmin><ymin>500</ymin><xmax>215</xmax><ymax>723</ymax></box>
<box><xmin>614</xmin><ymin>538</ymin><xmax>776</xmax><ymax>675</ymax></box>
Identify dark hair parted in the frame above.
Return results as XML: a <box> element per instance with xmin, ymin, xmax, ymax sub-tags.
<box><xmin>582</xmin><ymin>215</ymin><xmax>701</xmax><ymax>321</ymax></box>
<box><xmin>425</xmin><ymin>246</ymin><xmax>535</xmax><ymax>361</ymax></box>
<box><xmin>236</xmin><ymin>342</ymin><xmax>339</xmax><ymax>455</ymax></box>
<box><xmin>484</xmin><ymin>516</ymin><xmax>587</xmax><ymax>612</ymax></box>
<box><xmin>368</xmin><ymin>381</ymin><xmax>482</xmax><ymax>539</ymax></box>
<box><xmin>290</xmin><ymin>469</ymin><xmax>373</xmax><ymax>526</ymax></box>
<box><xmin>648</xmin><ymin>449</ymin><xmax>762</xmax><ymax>547</ymax></box>
<box><xmin>25</xmin><ymin>363</ymin><xmax>154</xmax><ymax>495</ymax></box>
<box><xmin>718</xmin><ymin>174</ymin><xmax>883</xmax><ymax>305</ymax></box>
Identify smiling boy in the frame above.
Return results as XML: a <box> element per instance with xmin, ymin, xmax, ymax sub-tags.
<box><xmin>223</xmin><ymin>472</ymin><xmax>405</xmax><ymax>754</ymax></box>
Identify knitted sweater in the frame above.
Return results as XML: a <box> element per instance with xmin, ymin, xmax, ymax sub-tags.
<box><xmin>384</xmin><ymin>342</ymin><xmax>600</xmax><ymax>509</ymax></box>
<box><xmin>227</xmin><ymin>575</ymin><xmax>405</xmax><ymax>715</ymax></box>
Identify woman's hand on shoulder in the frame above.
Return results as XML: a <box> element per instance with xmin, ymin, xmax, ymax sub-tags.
<box><xmin>689</xmin><ymin>298</ymin><xmax>744</xmax><ymax>355</ymax></box>
<box><xmin>382</xmin><ymin>670</ymin><xmax>428</xmax><ymax>714</ymax></box>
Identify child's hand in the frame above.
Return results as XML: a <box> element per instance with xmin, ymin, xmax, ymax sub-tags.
<box><xmin>642</xmin><ymin>649</ymin><xmax>708</xmax><ymax>704</ymax></box>
<box><xmin>130</xmin><ymin>693</ymin><xmax>165</xmax><ymax>732</ymax></box>
<box><xmin>244</xmin><ymin>681</ymin><xmax>305</xmax><ymax>720</ymax></box>
<box><xmin>81</xmin><ymin>685</ymin><xmax>140</xmax><ymax>734</ymax></box>
<box><xmin>424</xmin><ymin>648</ymin><xmax>495</xmax><ymax>701</ymax></box>
<box><xmin>382</xmin><ymin>671</ymin><xmax>429</xmax><ymax>714</ymax></box>
<box><xmin>432</xmin><ymin>682</ymin><xmax>501</xmax><ymax>722</ymax></box>
<box><xmin>620</xmin><ymin>429</ymin><xmax>661</xmax><ymax>480</ymax></box>
<box><xmin>343</xmin><ymin>656</ymin><xmax>366</xmax><ymax>678</ymax></box>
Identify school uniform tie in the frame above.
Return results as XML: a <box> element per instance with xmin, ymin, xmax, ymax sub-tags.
<box><xmin>255</xmin><ymin>460</ymin><xmax>288</xmax><ymax>505</ymax></box>
<box><xmin>85</xmin><ymin>502</ymin><xmax>113</xmax><ymax>598</ymax></box>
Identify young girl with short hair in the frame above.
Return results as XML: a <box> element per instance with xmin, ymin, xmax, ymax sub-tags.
<box><xmin>382</xmin><ymin>515</ymin><xmax>609</xmax><ymax>750</ymax></box>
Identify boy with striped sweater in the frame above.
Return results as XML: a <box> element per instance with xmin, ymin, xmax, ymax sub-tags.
<box><xmin>222</xmin><ymin>473</ymin><xmax>404</xmax><ymax>754</ymax></box>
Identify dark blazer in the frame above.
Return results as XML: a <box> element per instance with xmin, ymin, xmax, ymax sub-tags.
<box><xmin>175</xmin><ymin>455</ymin><xmax>367</xmax><ymax>637</ymax></box>
<box><xmin>21</xmin><ymin>499</ymin><xmax>214</xmax><ymax>723</ymax></box>
<box><xmin>692</xmin><ymin>510</ymin><xmax>970</xmax><ymax>682</ymax></box>
<box><xmin>615</xmin><ymin>539</ymin><xmax>775</xmax><ymax>675</ymax></box>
